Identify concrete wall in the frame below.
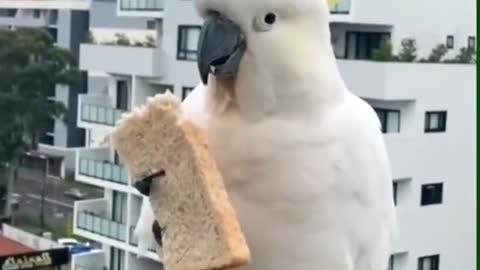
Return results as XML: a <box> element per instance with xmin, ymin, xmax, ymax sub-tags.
<box><xmin>160</xmin><ymin>0</ymin><xmax>202</xmax><ymax>99</ymax></box>
<box><xmin>90</xmin><ymin>0</ymin><xmax>149</xmax><ymax>29</ymax></box>
<box><xmin>354</xmin><ymin>64</ymin><xmax>476</xmax><ymax>270</ymax></box>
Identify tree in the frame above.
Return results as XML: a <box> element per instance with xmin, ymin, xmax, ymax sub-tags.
<box><xmin>372</xmin><ymin>39</ymin><xmax>395</xmax><ymax>62</ymax></box>
<box><xmin>0</xmin><ymin>28</ymin><xmax>80</xmax><ymax>224</ymax></box>
<box><xmin>427</xmin><ymin>44</ymin><xmax>448</xmax><ymax>63</ymax></box>
<box><xmin>115</xmin><ymin>33</ymin><xmax>131</xmax><ymax>46</ymax></box>
<box><xmin>455</xmin><ymin>47</ymin><xmax>476</xmax><ymax>64</ymax></box>
<box><xmin>397</xmin><ymin>38</ymin><xmax>417</xmax><ymax>62</ymax></box>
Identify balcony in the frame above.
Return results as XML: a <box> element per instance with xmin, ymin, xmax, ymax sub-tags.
<box><xmin>71</xmin><ymin>251</ymin><xmax>106</xmax><ymax>270</ymax></box>
<box><xmin>75</xmin><ymin>148</ymin><xmax>131</xmax><ymax>192</ymax></box>
<box><xmin>74</xmin><ymin>199</ymin><xmax>127</xmax><ymax>243</ymax></box>
<box><xmin>0</xmin><ymin>14</ymin><xmax>54</xmax><ymax>28</ymax></box>
<box><xmin>337</xmin><ymin>60</ymin><xmax>476</xmax><ymax>101</ymax></box>
<box><xmin>0</xmin><ymin>0</ymin><xmax>90</xmax><ymax>10</ymax></box>
<box><xmin>80</xmin><ymin>44</ymin><xmax>166</xmax><ymax>77</ymax></box>
<box><xmin>78</xmin><ymin>94</ymin><xmax>125</xmax><ymax>130</ymax></box>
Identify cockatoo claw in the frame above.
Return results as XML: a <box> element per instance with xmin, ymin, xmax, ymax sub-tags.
<box><xmin>152</xmin><ymin>220</ymin><xmax>163</xmax><ymax>246</ymax></box>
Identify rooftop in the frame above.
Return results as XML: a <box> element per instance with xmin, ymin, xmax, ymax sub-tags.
<box><xmin>0</xmin><ymin>235</ymin><xmax>34</xmax><ymax>256</ymax></box>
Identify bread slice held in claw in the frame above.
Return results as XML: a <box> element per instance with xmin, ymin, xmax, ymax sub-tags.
<box><xmin>111</xmin><ymin>92</ymin><xmax>251</xmax><ymax>270</ymax></box>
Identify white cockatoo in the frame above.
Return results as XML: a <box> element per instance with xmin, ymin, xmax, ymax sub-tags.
<box><xmin>134</xmin><ymin>0</ymin><xmax>397</xmax><ymax>269</ymax></box>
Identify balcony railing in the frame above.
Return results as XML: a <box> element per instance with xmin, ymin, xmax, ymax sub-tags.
<box><xmin>81</xmin><ymin>103</ymin><xmax>125</xmax><ymax>127</ymax></box>
<box><xmin>79</xmin><ymin>158</ymin><xmax>129</xmax><ymax>185</ymax></box>
<box><xmin>77</xmin><ymin>211</ymin><xmax>127</xmax><ymax>242</ymax></box>
<box><xmin>75</xmin><ymin>266</ymin><xmax>107</xmax><ymax>270</ymax></box>
<box><xmin>330</xmin><ymin>0</ymin><xmax>351</xmax><ymax>14</ymax></box>
<box><xmin>119</xmin><ymin>0</ymin><xmax>164</xmax><ymax>11</ymax></box>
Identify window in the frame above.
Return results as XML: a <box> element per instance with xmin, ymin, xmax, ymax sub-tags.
<box><xmin>46</xmin><ymin>27</ymin><xmax>57</xmax><ymax>43</ymax></box>
<box><xmin>421</xmin><ymin>183</ymin><xmax>443</xmax><ymax>206</ymax></box>
<box><xmin>0</xmin><ymin>9</ymin><xmax>17</xmax><ymax>17</ymax></box>
<box><xmin>39</xmin><ymin>134</ymin><xmax>54</xmax><ymax>146</ymax></box>
<box><xmin>374</xmin><ymin>108</ymin><xmax>400</xmax><ymax>133</ymax></box>
<box><xmin>146</xmin><ymin>20</ymin><xmax>156</xmax><ymax>30</ymax></box>
<box><xmin>393</xmin><ymin>182</ymin><xmax>398</xmax><ymax>206</ymax></box>
<box><xmin>110</xmin><ymin>247</ymin><xmax>125</xmax><ymax>270</ymax></box>
<box><xmin>418</xmin><ymin>255</ymin><xmax>439</xmax><ymax>270</ymax></box>
<box><xmin>45</xmin><ymin>117</ymin><xmax>55</xmax><ymax>133</ymax></box>
<box><xmin>345</xmin><ymin>31</ymin><xmax>391</xmax><ymax>60</ymax></box>
<box><xmin>425</xmin><ymin>111</ymin><xmax>447</xmax><ymax>133</ymax></box>
<box><xmin>182</xmin><ymin>87</ymin><xmax>194</xmax><ymax>100</ymax></box>
<box><xmin>386</xmin><ymin>255</ymin><xmax>394</xmax><ymax>270</ymax></box>
<box><xmin>33</xmin><ymin>9</ymin><xmax>41</xmax><ymax>18</ymax></box>
<box><xmin>177</xmin><ymin>26</ymin><xmax>201</xmax><ymax>61</ymax></box>
<box><xmin>446</xmin><ymin>35</ymin><xmax>454</xmax><ymax>49</ymax></box>
<box><xmin>116</xmin><ymin>81</ymin><xmax>129</xmax><ymax>111</ymax></box>
<box><xmin>112</xmin><ymin>191</ymin><xmax>127</xmax><ymax>223</ymax></box>
<box><xmin>468</xmin><ymin>36</ymin><xmax>476</xmax><ymax>50</ymax></box>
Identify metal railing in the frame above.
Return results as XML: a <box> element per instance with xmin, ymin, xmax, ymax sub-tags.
<box><xmin>77</xmin><ymin>211</ymin><xmax>127</xmax><ymax>242</ymax></box>
<box><xmin>75</xmin><ymin>266</ymin><xmax>107</xmax><ymax>270</ymax></box>
<box><xmin>329</xmin><ymin>0</ymin><xmax>351</xmax><ymax>14</ymax></box>
<box><xmin>81</xmin><ymin>104</ymin><xmax>125</xmax><ymax>127</ymax></box>
<box><xmin>119</xmin><ymin>0</ymin><xmax>164</xmax><ymax>11</ymax></box>
<box><xmin>79</xmin><ymin>158</ymin><xmax>129</xmax><ymax>185</ymax></box>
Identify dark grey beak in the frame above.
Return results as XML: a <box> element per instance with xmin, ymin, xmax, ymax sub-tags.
<box><xmin>197</xmin><ymin>13</ymin><xmax>246</xmax><ymax>85</ymax></box>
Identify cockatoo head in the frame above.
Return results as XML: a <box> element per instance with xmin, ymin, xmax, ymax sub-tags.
<box><xmin>195</xmin><ymin>0</ymin><xmax>345</xmax><ymax>117</ymax></box>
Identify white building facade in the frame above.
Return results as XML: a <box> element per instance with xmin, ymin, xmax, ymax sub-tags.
<box><xmin>71</xmin><ymin>0</ymin><xmax>477</xmax><ymax>270</ymax></box>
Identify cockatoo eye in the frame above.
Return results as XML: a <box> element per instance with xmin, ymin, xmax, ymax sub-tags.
<box><xmin>253</xmin><ymin>12</ymin><xmax>277</xmax><ymax>32</ymax></box>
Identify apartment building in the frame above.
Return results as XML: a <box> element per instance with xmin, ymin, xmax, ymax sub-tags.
<box><xmin>71</xmin><ymin>0</ymin><xmax>476</xmax><ymax>270</ymax></box>
<box><xmin>0</xmin><ymin>0</ymin><xmax>90</xmax><ymax>178</ymax></box>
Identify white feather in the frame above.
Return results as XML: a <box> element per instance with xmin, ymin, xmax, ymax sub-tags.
<box><xmin>136</xmin><ymin>1</ymin><xmax>396</xmax><ymax>269</ymax></box>
<box><xmin>134</xmin><ymin>195</ymin><xmax>156</xmax><ymax>257</ymax></box>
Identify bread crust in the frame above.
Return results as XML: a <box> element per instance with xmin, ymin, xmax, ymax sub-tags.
<box><xmin>112</xmin><ymin>92</ymin><xmax>250</xmax><ymax>270</ymax></box>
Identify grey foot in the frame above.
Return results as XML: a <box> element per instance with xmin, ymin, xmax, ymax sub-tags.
<box><xmin>152</xmin><ymin>220</ymin><xmax>163</xmax><ymax>246</ymax></box>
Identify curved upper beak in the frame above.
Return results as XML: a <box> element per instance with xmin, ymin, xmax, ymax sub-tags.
<box><xmin>197</xmin><ymin>13</ymin><xmax>246</xmax><ymax>85</ymax></box>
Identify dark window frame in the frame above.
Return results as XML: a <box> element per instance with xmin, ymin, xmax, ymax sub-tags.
<box><xmin>387</xmin><ymin>255</ymin><xmax>394</xmax><ymax>270</ymax></box>
<box><xmin>425</xmin><ymin>111</ymin><xmax>447</xmax><ymax>133</ymax></box>
<box><xmin>418</xmin><ymin>254</ymin><xmax>440</xmax><ymax>270</ymax></box>
<box><xmin>182</xmin><ymin>86</ymin><xmax>194</xmax><ymax>100</ymax></box>
<box><xmin>468</xmin><ymin>36</ymin><xmax>476</xmax><ymax>50</ymax></box>
<box><xmin>421</xmin><ymin>183</ymin><xmax>443</xmax><ymax>206</ymax></box>
<box><xmin>177</xmin><ymin>25</ymin><xmax>201</xmax><ymax>61</ymax></box>
<box><xmin>33</xmin><ymin>9</ymin><xmax>41</xmax><ymax>19</ymax></box>
<box><xmin>446</xmin><ymin>35</ymin><xmax>454</xmax><ymax>49</ymax></box>
<box><xmin>344</xmin><ymin>31</ymin><xmax>391</xmax><ymax>60</ymax></box>
<box><xmin>393</xmin><ymin>182</ymin><xmax>398</xmax><ymax>206</ymax></box>
<box><xmin>116</xmin><ymin>80</ymin><xmax>129</xmax><ymax>111</ymax></box>
<box><xmin>374</xmin><ymin>107</ymin><xmax>401</xmax><ymax>133</ymax></box>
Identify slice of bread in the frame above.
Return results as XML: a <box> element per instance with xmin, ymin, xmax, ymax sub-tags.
<box><xmin>111</xmin><ymin>92</ymin><xmax>250</xmax><ymax>270</ymax></box>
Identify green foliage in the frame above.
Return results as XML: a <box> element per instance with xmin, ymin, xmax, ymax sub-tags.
<box><xmin>427</xmin><ymin>44</ymin><xmax>448</xmax><ymax>63</ymax></box>
<box><xmin>372</xmin><ymin>39</ymin><xmax>395</xmax><ymax>62</ymax></box>
<box><xmin>455</xmin><ymin>47</ymin><xmax>476</xmax><ymax>64</ymax></box>
<box><xmin>85</xmin><ymin>31</ymin><xmax>95</xmax><ymax>44</ymax></box>
<box><xmin>115</xmin><ymin>33</ymin><xmax>130</xmax><ymax>46</ymax></box>
<box><xmin>397</xmin><ymin>38</ymin><xmax>417</xmax><ymax>62</ymax></box>
<box><xmin>0</xmin><ymin>28</ymin><xmax>80</xmax><ymax>164</ymax></box>
<box><xmin>144</xmin><ymin>35</ymin><xmax>156</xmax><ymax>48</ymax></box>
